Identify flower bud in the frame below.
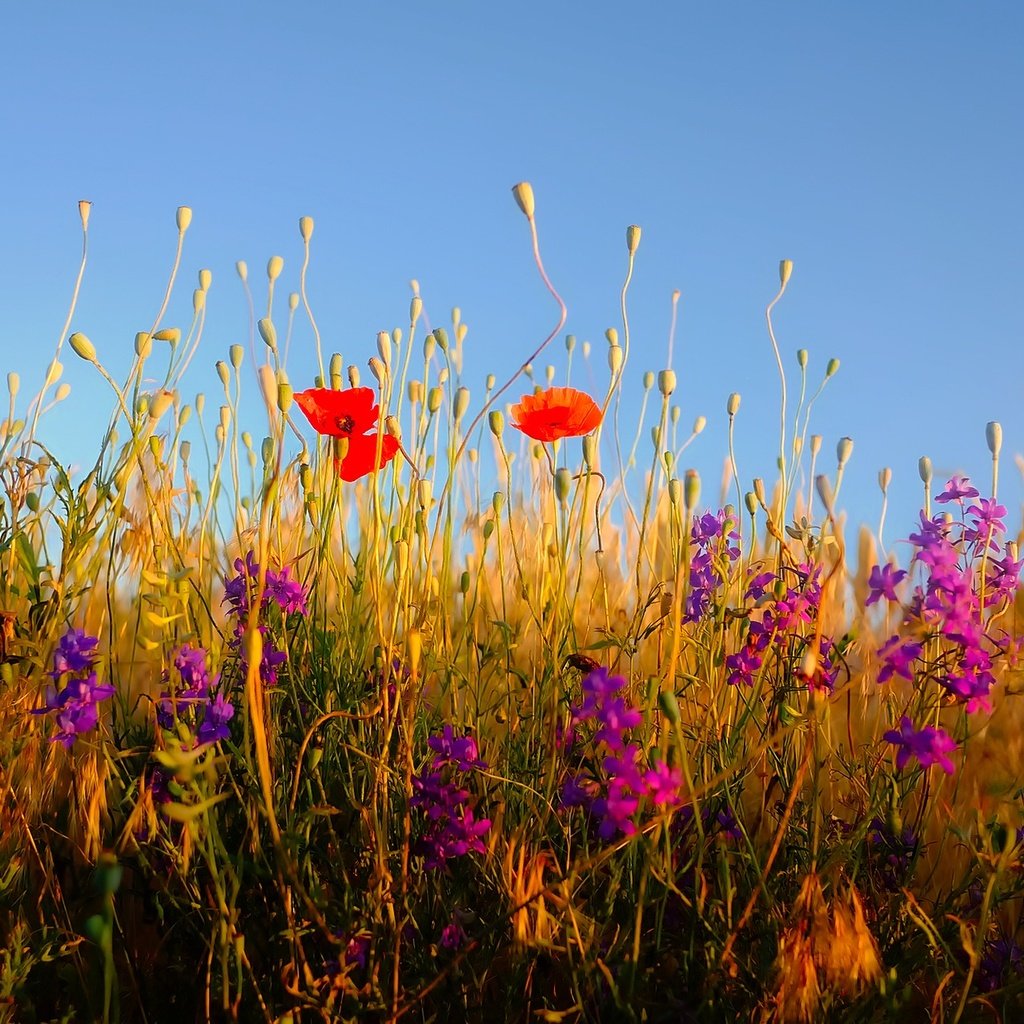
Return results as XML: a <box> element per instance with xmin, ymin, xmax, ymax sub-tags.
<box><xmin>836</xmin><ymin>436</ymin><xmax>854</xmax><ymax>469</ymax></box>
<box><xmin>485</xmin><ymin>373</ymin><xmax>496</xmax><ymax>391</ymax></box>
<box><xmin>149</xmin><ymin>389</ymin><xmax>175</xmax><ymax>422</ymax></box>
<box><xmin>176</xmin><ymin>206</ymin><xmax>192</xmax><ymax>233</ymax></box>
<box><xmin>7</xmin><ymin>372</ymin><xmax>19</xmax><ymax>398</ymax></box>
<box><xmin>135</xmin><ymin>332</ymin><xmax>153</xmax><ymax>358</ymax></box>
<box><xmin>779</xmin><ymin>259</ymin><xmax>793</xmax><ymax>287</ymax></box>
<box><xmin>815</xmin><ymin>474</ymin><xmax>835</xmax><ymax>511</ymax></box>
<box><xmin>684</xmin><ymin>469</ymin><xmax>700</xmax><ymax>512</ymax></box>
<box><xmin>408</xmin><ymin>380</ymin><xmax>423</xmax><ymax>404</ymax></box>
<box><xmin>796</xmin><ymin>348</ymin><xmax>808</xmax><ymax>369</ymax></box>
<box><xmin>878</xmin><ymin>467</ymin><xmax>892</xmax><ymax>492</ymax></box>
<box><xmin>727</xmin><ymin>393</ymin><xmax>741</xmax><ymax>416</ymax></box>
<box><xmin>410</xmin><ymin>295</ymin><xmax>423</xmax><ymax>323</ymax></box>
<box><xmin>810</xmin><ymin>434</ymin><xmax>822</xmax><ymax>457</ymax></box>
<box><xmin>918</xmin><ymin>456</ymin><xmax>933</xmax><ymax>487</ymax></box>
<box><xmin>417</xmin><ymin>479</ymin><xmax>432</xmax><ymax>509</ymax></box>
<box><xmin>554</xmin><ymin>467</ymin><xmax>572</xmax><ymax>505</ymax></box>
<box><xmin>434</xmin><ymin>327</ymin><xmax>449</xmax><ymax>352</ymax></box>
<box><xmin>195</xmin><ymin>393</ymin><xmax>205</xmax><ymax>415</ymax></box>
<box><xmin>229</xmin><ymin>344</ymin><xmax>244</xmax><ymax>370</ymax></box>
<box><xmin>179</xmin><ymin>404</ymin><xmax>191</xmax><ymax>426</ymax></box>
<box><xmin>377</xmin><ymin>331</ymin><xmax>392</xmax><ymax>367</ymax></box>
<box><xmin>744</xmin><ymin>491</ymin><xmax>757</xmax><ymax>517</ymax></box>
<box><xmin>753</xmin><ymin>478</ymin><xmax>766</xmax><ymax>505</ymax></box>
<box><xmin>565</xmin><ymin>334</ymin><xmax>576</xmax><ymax>354</ymax></box>
<box><xmin>489</xmin><ymin>410</ymin><xmax>504</xmax><ymax>437</ymax></box>
<box><xmin>68</xmin><ymin>332</ymin><xmax>96</xmax><ymax>362</ymax></box>
<box><xmin>986</xmin><ymin>420</ymin><xmax>1002</xmax><ymax>459</ymax></box>
<box><xmin>427</xmin><ymin>387</ymin><xmax>443</xmax><ymax>413</ymax></box>
<box><xmin>626</xmin><ymin>224</ymin><xmax>642</xmax><ymax>254</ymax></box>
<box><xmin>180</xmin><ymin>440</ymin><xmax>191</xmax><ymax>462</ymax></box>
<box><xmin>643</xmin><ymin>371</ymin><xmax>654</xmax><ymax>391</ymax></box>
<box><xmin>454</xmin><ymin>386</ymin><xmax>470</xmax><ymax>422</ymax></box>
<box><xmin>288</xmin><ymin>292</ymin><xmax>299</xmax><ymax>311</ymax></box>
<box><xmin>267</xmin><ymin>256</ymin><xmax>284</xmax><ymax>282</ymax></box>
<box><xmin>235</xmin><ymin>260</ymin><xmax>248</xmax><ymax>282</ymax></box>
<box><xmin>257</xmin><ymin>319</ymin><xmax>277</xmax><ymax>352</ymax></box>
<box><xmin>693</xmin><ymin>415</ymin><xmax>706</xmax><ymax>434</ymax></box>
<box><xmin>668</xmin><ymin>478</ymin><xmax>682</xmax><ymax>506</ymax></box>
<box><xmin>299</xmin><ymin>216</ymin><xmax>314</xmax><ymax>242</ymax></box>
<box><xmin>608</xmin><ymin>345</ymin><xmax>623</xmax><ymax>374</ymax></box>
<box><xmin>826</xmin><ymin>358</ymin><xmax>840</xmax><ymax>378</ymax></box>
<box><xmin>45</xmin><ymin>359</ymin><xmax>63</xmax><ymax>387</ymax></box>
<box><xmin>153</xmin><ymin>327</ymin><xmax>180</xmax><ymax>343</ymax></box>
<box><xmin>605</xmin><ymin>327</ymin><xmax>619</xmax><ymax>346</ymax></box>
<box><xmin>216</xmin><ymin>361</ymin><xmax>229</xmax><ymax>387</ymax></box>
<box><xmin>511</xmin><ymin>181</ymin><xmax>535</xmax><ymax>218</ymax></box>
<box><xmin>199</xmin><ymin>268</ymin><xmax>212</xmax><ymax>291</ymax></box>
<box><xmin>582</xmin><ymin>434</ymin><xmax>597</xmax><ymax>469</ymax></box>
<box><xmin>385</xmin><ymin>415</ymin><xmax>401</xmax><ymax>438</ymax></box>
<box><xmin>277</xmin><ymin>381</ymin><xmax>293</xmax><ymax>414</ymax></box>
<box><xmin>193</xmin><ymin>289</ymin><xmax>205</xmax><ymax>313</ymax></box>
<box><xmin>423</xmin><ymin>334</ymin><xmax>436</xmax><ymax>361</ymax></box>
<box><xmin>54</xmin><ymin>383</ymin><xmax>71</xmax><ymax>402</ymax></box>
<box><xmin>658</xmin><ymin>370</ymin><xmax>676</xmax><ymax>396</ymax></box>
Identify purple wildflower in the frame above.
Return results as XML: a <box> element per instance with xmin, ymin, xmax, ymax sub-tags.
<box><xmin>439</xmin><ymin>917</ymin><xmax>467</xmax><ymax>951</ymax></box>
<box><xmin>883</xmin><ymin>716</ymin><xmax>957</xmax><ymax>775</ymax></box>
<box><xmin>428</xmin><ymin>726</ymin><xmax>488</xmax><ymax>772</ymax></box>
<box><xmin>876</xmin><ymin>635</ymin><xmax>922</xmax><ymax>684</ymax></box>
<box><xmin>726</xmin><ymin>642</ymin><xmax>762</xmax><ymax>688</ymax></box>
<box><xmin>935</xmin><ymin>476</ymin><xmax>980</xmax><ymax>504</ymax></box>
<box><xmin>644</xmin><ymin>759</ymin><xmax>684</xmax><ymax>808</ymax></box>
<box><xmin>966</xmin><ymin>497</ymin><xmax>1007</xmax><ymax>547</ymax></box>
<box><xmin>866</xmin><ymin>563</ymin><xmax>907</xmax><ymax>606</ymax></box>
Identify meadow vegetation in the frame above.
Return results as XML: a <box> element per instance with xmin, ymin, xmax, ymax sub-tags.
<box><xmin>1</xmin><ymin>187</ymin><xmax>1023</xmax><ymax>1022</ymax></box>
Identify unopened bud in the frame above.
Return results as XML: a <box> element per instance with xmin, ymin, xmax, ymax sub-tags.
<box><xmin>693</xmin><ymin>415</ymin><xmax>706</xmax><ymax>434</ymax></box>
<box><xmin>489</xmin><ymin>411</ymin><xmax>504</xmax><ymax>437</ymax></box>
<box><xmin>608</xmin><ymin>345</ymin><xmax>623</xmax><ymax>374</ymax></box>
<box><xmin>454</xmin><ymin>386</ymin><xmax>470</xmax><ymax>422</ymax></box>
<box><xmin>410</xmin><ymin>295</ymin><xmax>422</xmax><ymax>323</ymax></box>
<box><xmin>658</xmin><ymin>370</ymin><xmax>676</xmax><ymax>396</ymax></box>
<box><xmin>54</xmin><ymin>383</ymin><xmax>71</xmax><ymax>402</ymax></box>
<box><xmin>216</xmin><ymin>361</ymin><xmax>229</xmax><ymax>387</ymax></box>
<box><xmin>511</xmin><ymin>181</ymin><xmax>535</xmax><ymax>218</ymax></box>
<box><xmin>199</xmin><ymin>268</ymin><xmax>212</xmax><ymax>291</ymax></box>
<box><xmin>878</xmin><ymin>467</ymin><xmax>892</xmax><ymax>492</ymax></box>
<box><xmin>668</xmin><ymin>478</ymin><xmax>682</xmax><ymax>505</ymax></box>
<box><xmin>796</xmin><ymin>348</ymin><xmax>808</xmax><ymax>369</ymax></box>
<box><xmin>45</xmin><ymin>359</ymin><xmax>63</xmax><ymax>387</ymax></box>
<box><xmin>258</xmin><ymin>319</ymin><xmax>277</xmax><ymax>352</ymax></box>
<box><xmin>7</xmin><ymin>372</ymin><xmax>19</xmax><ymax>398</ymax></box>
<box><xmin>753</xmin><ymin>478</ymin><xmax>767</xmax><ymax>505</ymax></box>
<box><xmin>176</xmin><ymin>206</ymin><xmax>192</xmax><ymax>233</ymax></box>
<box><xmin>826</xmin><ymin>358</ymin><xmax>840</xmax><ymax>378</ymax></box>
<box><xmin>408</xmin><ymin>380</ymin><xmax>423</xmax><ymax>404</ymax></box>
<box><xmin>348</xmin><ymin>365</ymin><xmax>360</xmax><ymax>388</ymax></box>
<box><xmin>427</xmin><ymin>387</ymin><xmax>442</xmax><ymax>413</ymax></box>
<box><xmin>229</xmin><ymin>344</ymin><xmax>243</xmax><ymax>369</ymax></box>
<box><xmin>485</xmin><ymin>373</ymin><xmax>496</xmax><ymax>391</ymax></box>
<box><xmin>235</xmin><ymin>260</ymin><xmax>248</xmax><ymax>282</ymax></box>
<box><xmin>149</xmin><ymin>389</ymin><xmax>175</xmax><ymax>422</ymax></box>
<box><xmin>376</xmin><ymin>331</ymin><xmax>392</xmax><ymax>367</ymax></box>
<box><xmin>744</xmin><ymin>491</ymin><xmax>757</xmax><ymax>517</ymax></box>
<box><xmin>68</xmin><ymin>332</ymin><xmax>96</xmax><ymax>362</ymax></box>
<box><xmin>267</xmin><ymin>256</ymin><xmax>284</xmax><ymax>282</ymax></box>
<box><xmin>626</xmin><ymin>224</ymin><xmax>642</xmax><ymax>254</ymax></box>
<box><xmin>299</xmin><ymin>216</ymin><xmax>314</xmax><ymax>242</ymax></box>
<box><xmin>643</xmin><ymin>371</ymin><xmax>654</xmax><ymax>391</ymax></box>
<box><xmin>368</xmin><ymin>356</ymin><xmax>386</xmax><ymax>384</ymax></box>
<box><xmin>918</xmin><ymin>456</ymin><xmax>933</xmax><ymax>486</ymax></box>
<box><xmin>565</xmin><ymin>334</ymin><xmax>576</xmax><ymax>353</ymax></box>
<box><xmin>277</xmin><ymin>382</ymin><xmax>293</xmax><ymax>414</ymax></box>
<box><xmin>554</xmin><ymin>467</ymin><xmax>572</xmax><ymax>505</ymax></box>
<box><xmin>815</xmin><ymin>474</ymin><xmax>835</xmax><ymax>511</ymax></box>
<box><xmin>810</xmin><ymin>435</ymin><xmax>822</xmax><ymax>457</ymax></box>
<box><xmin>727</xmin><ymin>393</ymin><xmax>741</xmax><ymax>416</ymax></box>
<box><xmin>288</xmin><ymin>292</ymin><xmax>299</xmax><ymax>311</ymax></box>
<box><xmin>582</xmin><ymin>434</ymin><xmax>597</xmax><ymax>469</ymax></box>
<box><xmin>684</xmin><ymin>469</ymin><xmax>700</xmax><ymax>511</ymax></box>
<box><xmin>193</xmin><ymin>289</ymin><xmax>205</xmax><ymax>313</ymax></box>
<box><xmin>837</xmin><ymin>436</ymin><xmax>854</xmax><ymax>468</ymax></box>
<box><xmin>986</xmin><ymin>421</ymin><xmax>1003</xmax><ymax>459</ymax></box>
<box><xmin>153</xmin><ymin>327</ymin><xmax>180</xmax><ymax>343</ymax></box>
<box><xmin>135</xmin><ymin>332</ymin><xmax>153</xmax><ymax>357</ymax></box>
<box><xmin>417</xmin><ymin>479</ymin><xmax>433</xmax><ymax>509</ymax></box>
<box><xmin>779</xmin><ymin>259</ymin><xmax>793</xmax><ymax>287</ymax></box>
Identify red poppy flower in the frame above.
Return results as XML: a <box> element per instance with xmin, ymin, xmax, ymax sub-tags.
<box><xmin>510</xmin><ymin>386</ymin><xmax>602</xmax><ymax>442</ymax></box>
<box><xmin>294</xmin><ymin>386</ymin><xmax>399</xmax><ymax>481</ymax></box>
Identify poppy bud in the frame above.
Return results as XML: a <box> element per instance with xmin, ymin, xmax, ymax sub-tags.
<box><xmin>797</xmin><ymin>348</ymin><xmax>808</xmax><ymax>369</ymax></box>
<box><xmin>684</xmin><ymin>469</ymin><xmax>700</xmax><ymax>512</ymax></box>
<box><xmin>815</xmin><ymin>474</ymin><xmax>835</xmax><ymax>512</ymax></box>
<box><xmin>348</xmin><ymin>365</ymin><xmax>361</xmax><ymax>388</ymax></box>
<box><xmin>299</xmin><ymin>463</ymin><xmax>313</xmax><ymax>491</ymax></box>
<box><xmin>454</xmin><ymin>387</ymin><xmax>470</xmax><ymax>422</ymax></box>
<box><xmin>267</xmin><ymin>256</ymin><xmax>284</xmax><ymax>282</ymax></box>
<box><xmin>45</xmin><ymin>359</ymin><xmax>63</xmax><ymax>387</ymax></box>
<box><xmin>793</xmin><ymin>436</ymin><xmax>803</xmax><ymax>457</ymax></box>
<box><xmin>489</xmin><ymin>411</ymin><xmax>504</xmax><ymax>437</ymax></box>
<box><xmin>288</xmin><ymin>292</ymin><xmax>299</xmax><ymax>311</ymax></box>
<box><xmin>668</xmin><ymin>478</ymin><xmax>682</xmax><ymax>505</ymax></box>
<box><xmin>483</xmin><ymin>519</ymin><xmax>494</xmax><ymax>540</ymax></box>
<box><xmin>727</xmin><ymin>393</ymin><xmax>741</xmax><ymax>416</ymax></box>
<box><xmin>605</xmin><ymin>328</ymin><xmax>618</xmax><ymax>346</ymax></box>
<box><xmin>241</xmin><ymin>431</ymin><xmax>253</xmax><ymax>451</ymax></box>
<box><xmin>651</xmin><ymin>425</ymin><xmax>662</xmax><ymax>447</ymax></box>
<box><xmin>878</xmin><ymin>467</ymin><xmax>892</xmax><ymax>492</ymax></box>
<box><xmin>837</xmin><ymin>436</ymin><xmax>854</xmax><ymax>469</ymax></box>
<box><xmin>199</xmin><ymin>268</ymin><xmax>212</xmax><ymax>291</ymax></box>
<box><xmin>826</xmin><ymin>358</ymin><xmax>840</xmax><ymax>378</ymax></box>
<box><xmin>135</xmin><ymin>333</ymin><xmax>153</xmax><ymax>358</ymax></box>
<box><xmin>7</xmin><ymin>372</ymin><xmax>18</xmax><ymax>398</ymax></box>
<box><xmin>408</xmin><ymin>380</ymin><xmax>423</xmax><ymax>404</ymax></box>
<box><xmin>218</xmin><ymin>405</ymin><xmax>230</xmax><ymax>431</ymax></box>
<box><xmin>179</xmin><ymin>405</ymin><xmax>191</xmax><ymax>426</ymax></box>
<box><xmin>180</xmin><ymin>440</ymin><xmax>191</xmax><ymax>462</ymax></box>
<box><xmin>153</xmin><ymin>327</ymin><xmax>180</xmax><ymax>343</ymax></box>
<box><xmin>492</xmin><ymin>491</ymin><xmax>505</xmax><ymax>515</ymax></box>
<box><xmin>410</xmin><ymin>295</ymin><xmax>423</xmax><ymax>323</ymax></box>
<box><xmin>385</xmin><ymin>415</ymin><xmax>401</xmax><ymax>439</ymax></box>
<box><xmin>377</xmin><ymin>331</ymin><xmax>392</xmax><ymax>367</ymax></box>
<box><xmin>257</xmin><ymin>364</ymin><xmax>277</xmax><ymax>411</ymax></box>
<box><xmin>299</xmin><ymin>216</ymin><xmax>314</xmax><ymax>242</ymax></box>
<box><xmin>176</xmin><ymin>206</ymin><xmax>192</xmax><ymax>233</ymax></box>
<box><xmin>753</xmin><ymin>478</ymin><xmax>766</xmax><ymax>506</ymax></box>
<box><xmin>511</xmin><ymin>181</ymin><xmax>535</xmax><ymax>219</ymax></box>
<box><xmin>229</xmin><ymin>344</ymin><xmax>243</xmax><ymax>370</ymax></box>
<box><xmin>582</xmin><ymin>341</ymin><xmax>591</xmax><ymax>359</ymax></box>
<box><xmin>395</xmin><ymin>539</ymin><xmax>409</xmax><ymax>580</ymax></box>
<box><xmin>434</xmin><ymin>328</ymin><xmax>449</xmax><ymax>352</ymax></box>
<box><xmin>986</xmin><ymin>421</ymin><xmax>1002</xmax><ymax>459</ymax></box>
<box><xmin>149</xmin><ymin>390</ymin><xmax>175</xmax><ymax>422</ymax></box>
<box><xmin>810</xmin><ymin>434</ymin><xmax>822</xmax><ymax>457</ymax></box>
<box><xmin>216</xmin><ymin>361</ymin><xmax>229</xmax><ymax>387</ymax></box>
<box><xmin>193</xmin><ymin>289</ymin><xmax>205</xmax><ymax>313</ymax></box>
<box><xmin>918</xmin><ymin>456</ymin><xmax>932</xmax><ymax>487</ymax></box>
<box><xmin>78</xmin><ymin>200</ymin><xmax>92</xmax><ymax>229</ymax></box>
<box><xmin>626</xmin><ymin>224</ymin><xmax>642</xmax><ymax>254</ymax></box>
<box><xmin>195</xmin><ymin>393</ymin><xmax>205</xmax><ymax>415</ymax></box>
<box><xmin>260</xmin><ymin>436</ymin><xmax>274</xmax><ymax>465</ymax></box>
<box><xmin>608</xmin><ymin>346</ymin><xmax>623</xmax><ymax>374</ymax></box>
<box><xmin>545</xmin><ymin>364</ymin><xmax>555</xmax><ymax>385</ymax></box>
<box><xmin>277</xmin><ymin>382</ymin><xmax>293</xmax><ymax>414</ymax></box>
<box><xmin>485</xmin><ymin>374</ymin><xmax>496</xmax><ymax>391</ymax></box>
<box><xmin>693</xmin><ymin>415</ymin><xmax>706</xmax><ymax>434</ymax></box>
<box><xmin>54</xmin><ymin>383</ymin><xmax>71</xmax><ymax>402</ymax></box>
<box><xmin>744</xmin><ymin>491</ymin><xmax>757</xmax><ymax>517</ymax></box>
<box><xmin>658</xmin><ymin>370</ymin><xmax>676</xmax><ymax>396</ymax></box>
<box><xmin>554</xmin><ymin>467</ymin><xmax>572</xmax><ymax>505</ymax></box>
<box><xmin>423</xmin><ymin>334</ymin><xmax>436</xmax><ymax>361</ymax></box>
<box><xmin>582</xmin><ymin>434</ymin><xmax>597</xmax><ymax>469</ymax></box>
<box><xmin>258</xmin><ymin>319</ymin><xmax>277</xmax><ymax>352</ymax></box>
<box><xmin>417</xmin><ymin>479</ymin><xmax>432</xmax><ymax>509</ymax></box>
<box><xmin>235</xmin><ymin>260</ymin><xmax>248</xmax><ymax>282</ymax></box>
<box><xmin>25</xmin><ymin>492</ymin><xmax>39</xmax><ymax>512</ymax></box>
<box><xmin>427</xmin><ymin>387</ymin><xmax>442</xmax><ymax>414</ymax></box>
<box><xmin>368</xmin><ymin>357</ymin><xmax>386</xmax><ymax>384</ymax></box>
<box><xmin>565</xmin><ymin>334</ymin><xmax>576</xmax><ymax>354</ymax></box>
<box><xmin>642</xmin><ymin>371</ymin><xmax>654</xmax><ymax>391</ymax></box>
<box><xmin>68</xmin><ymin>332</ymin><xmax>96</xmax><ymax>362</ymax></box>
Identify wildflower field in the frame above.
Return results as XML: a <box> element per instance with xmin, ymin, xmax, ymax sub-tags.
<box><xmin>2</xmin><ymin>186</ymin><xmax>1023</xmax><ymax>1023</ymax></box>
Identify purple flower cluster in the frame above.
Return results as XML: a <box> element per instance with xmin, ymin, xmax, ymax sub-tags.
<box><xmin>223</xmin><ymin>551</ymin><xmax>308</xmax><ymax>687</ymax></box>
<box><xmin>727</xmin><ymin>563</ymin><xmax>836</xmax><ymax>693</ymax></box>
<box><xmin>683</xmin><ymin>509</ymin><xmax>740</xmax><ymax>623</ymax></box>
<box><xmin>157</xmin><ymin>644</ymin><xmax>235</xmax><ymax>745</ymax></box>
<box><xmin>411</xmin><ymin>728</ymin><xmax>491</xmax><ymax>870</ymax></box>
<box><xmin>883</xmin><ymin>716</ymin><xmax>957</xmax><ymax>775</ymax></box>
<box><xmin>560</xmin><ymin>668</ymin><xmax>685</xmax><ymax>839</ymax></box>
<box><xmin>866</xmin><ymin>817</ymin><xmax>919</xmax><ymax>889</ymax></box>
<box><xmin>32</xmin><ymin>628</ymin><xmax>114</xmax><ymax>748</ymax></box>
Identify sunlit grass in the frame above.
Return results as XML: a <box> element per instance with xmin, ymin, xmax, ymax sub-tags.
<box><xmin>1</xmin><ymin>189</ymin><xmax>1022</xmax><ymax>1023</ymax></box>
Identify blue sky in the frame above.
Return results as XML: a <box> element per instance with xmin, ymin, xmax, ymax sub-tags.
<box><xmin>2</xmin><ymin>3</ymin><xmax>1022</xmax><ymax>549</ymax></box>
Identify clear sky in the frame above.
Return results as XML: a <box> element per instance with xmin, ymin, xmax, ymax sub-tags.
<box><xmin>1</xmin><ymin>3</ymin><xmax>1022</xmax><ymax>553</ymax></box>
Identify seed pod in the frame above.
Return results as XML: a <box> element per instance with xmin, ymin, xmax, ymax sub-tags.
<box><xmin>299</xmin><ymin>216</ymin><xmax>314</xmax><ymax>242</ymax></box>
<box><xmin>68</xmin><ymin>332</ymin><xmax>96</xmax><ymax>362</ymax></box>
<box><xmin>658</xmin><ymin>370</ymin><xmax>676</xmax><ymax>396</ymax></box>
<box><xmin>511</xmin><ymin>181</ymin><xmax>535</xmax><ymax>218</ymax></box>
<box><xmin>258</xmin><ymin>319</ymin><xmax>278</xmax><ymax>352</ymax></box>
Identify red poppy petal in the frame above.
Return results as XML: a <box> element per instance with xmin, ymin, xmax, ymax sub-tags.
<box><xmin>294</xmin><ymin>387</ymin><xmax>380</xmax><ymax>437</ymax></box>
<box><xmin>336</xmin><ymin>432</ymin><xmax>400</xmax><ymax>481</ymax></box>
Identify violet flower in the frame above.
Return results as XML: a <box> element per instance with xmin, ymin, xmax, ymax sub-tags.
<box><xmin>883</xmin><ymin>716</ymin><xmax>957</xmax><ymax>774</ymax></box>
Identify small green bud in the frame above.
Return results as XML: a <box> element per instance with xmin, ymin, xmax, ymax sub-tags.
<box><xmin>229</xmin><ymin>344</ymin><xmax>244</xmax><ymax>369</ymax></box>
<box><xmin>488</xmin><ymin>410</ymin><xmax>504</xmax><ymax>437</ymax></box>
<box><xmin>826</xmin><ymin>358</ymin><xmax>840</xmax><ymax>378</ymax></box>
<box><xmin>554</xmin><ymin>467</ymin><xmax>572</xmax><ymax>505</ymax></box>
<box><xmin>257</xmin><ymin>319</ymin><xmax>277</xmax><ymax>352</ymax></box>
<box><xmin>684</xmin><ymin>469</ymin><xmax>700</xmax><ymax>511</ymax></box>
<box><xmin>796</xmin><ymin>349</ymin><xmax>808</xmax><ymax>369</ymax></box>
<box><xmin>68</xmin><ymin>332</ymin><xmax>96</xmax><ymax>362</ymax></box>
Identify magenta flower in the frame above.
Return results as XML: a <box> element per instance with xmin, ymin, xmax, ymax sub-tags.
<box><xmin>876</xmin><ymin>635</ymin><xmax>922</xmax><ymax>684</ymax></box>
<box><xmin>883</xmin><ymin>716</ymin><xmax>957</xmax><ymax>774</ymax></box>
<box><xmin>866</xmin><ymin>563</ymin><xmax>907</xmax><ymax>605</ymax></box>
<box><xmin>935</xmin><ymin>475</ymin><xmax>980</xmax><ymax>504</ymax></box>
<box><xmin>644</xmin><ymin>759</ymin><xmax>684</xmax><ymax>807</ymax></box>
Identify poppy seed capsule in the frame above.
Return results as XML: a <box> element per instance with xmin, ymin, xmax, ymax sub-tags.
<box><xmin>299</xmin><ymin>216</ymin><xmax>313</xmax><ymax>242</ymax></box>
<box><xmin>608</xmin><ymin>346</ymin><xmax>623</xmax><ymax>374</ymax></box>
<box><xmin>218</xmin><ymin>405</ymin><xmax>230</xmax><ymax>431</ymax></box>
<box><xmin>489</xmin><ymin>411</ymin><xmax>504</xmax><ymax>437</ymax></box>
<box><xmin>826</xmin><ymin>357</ymin><xmax>840</xmax><ymax>377</ymax></box>
<box><xmin>176</xmin><ymin>206</ymin><xmax>192</xmax><ymax>232</ymax></box>
<box><xmin>267</xmin><ymin>256</ymin><xmax>284</xmax><ymax>282</ymax></box>
<box><xmin>180</xmin><ymin>440</ymin><xmax>191</xmax><ymax>462</ymax></box>
<box><xmin>7</xmin><ymin>373</ymin><xmax>19</xmax><ymax>398</ymax></box>
<box><xmin>727</xmin><ymin>393</ymin><xmax>741</xmax><ymax>416</ymax></box>
<box><xmin>434</xmin><ymin>328</ymin><xmax>449</xmax><ymax>353</ymax></box>
<box><xmin>300</xmin><ymin>463</ymin><xmax>313</xmax><ymax>490</ymax></box>
<box><xmin>408</xmin><ymin>380</ymin><xmax>423</xmax><ymax>404</ymax></box>
<box><xmin>348</xmin><ymin>365</ymin><xmax>361</xmax><ymax>388</ymax></box>
<box><xmin>277</xmin><ymin>383</ymin><xmax>293</xmax><ymax>414</ymax></box>
<box><xmin>199</xmin><ymin>268</ymin><xmax>212</xmax><ymax>291</ymax></box>
<box><xmin>377</xmin><ymin>331</ymin><xmax>392</xmax><ymax>367</ymax></box>
<box><xmin>193</xmin><ymin>289</ymin><xmax>205</xmax><ymax>313</ymax></box>
<box><xmin>427</xmin><ymin>387</ymin><xmax>443</xmax><ymax>414</ymax></box>
<box><xmin>878</xmin><ymin>467</ymin><xmax>892</xmax><ymax>491</ymax></box>
<box><xmin>779</xmin><ymin>259</ymin><xmax>793</xmax><ymax>287</ymax></box>
<box><xmin>135</xmin><ymin>333</ymin><xmax>153</xmax><ymax>358</ymax></box>
<box><xmin>368</xmin><ymin>357</ymin><xmax>386</xmax><ymax>384</ymax></box>
<box><xmin>153</xmin><ymin>327</ymin><xmax>180</xmax><ymax>343</ymax></box>
<box><xmin>410</xmin><ymin>295</ymin><xmax>422</xmax><ymax>323</ymax></box>
<box><xmin>582</xmin><ymin>434</ymin><xmax>597</xmax><ymax>469</ymax></box>
<box><xmin>918</xmin><ymin>456</ymin><xmax>933</xmax><ymax>486</ymax></box>
<box><xmin>492</xmin><ymin>491</ymin><xmax>505</xmax><ymax>514</ymax></box>
<box><xmin>229</xmin><ymin>344</ymin><xmax>243</xmax><ymax>370</ymax></box>
<box><xmin>511</xmin><ymin>181</ymin><xmax>535</xmax><ymax>219</ymax></box>
<box><xmin>546</xmin><ymin>365</ymin><xmax>555</xmax><ymax>384</ymax></box>
<box><xmin>668</xmin><ymin>478</ymin><xmax>682</xmax><ymax>505</ymax></box>
<box><xmin>423</xmin><ymin>335</ymin><xmax>436</xmax><ymax>361</ymax></box>
<box><xmin>744</xmin><ymin>491</ymin><xmax>757</xmax><ymax>516</ymax></box>
<box><xmin>258</xmin><ymin>319</ymin><xmax>277</xmax><ymax>352</ymax></box>
<box><xmin>68</xmin><ymin>332</ymin><xmax>96</xmax><ymax>362</ymax></box>
<box><xmin>986</xmin><ymin>421</ymin><xmax>1002</xmax><ymax>458</ymax></box>
<box><xmin>288</xmin><ymin>292</ymin><xmax>299</xmax><ymax>311</ymax></box>
<box><xmin>216</xmin><ymin>361</ymin><xmax>229</xmax><ymax>387</ymax></box>
<box><xmin>626</xmin><ymin>224</ymin><xmax>642</xmax><ymax>254</ymax></box>
<box><xmin>417</xmin><ymin>479</ymin><xmax>432</xmax><ymax>509</ymax></box>
<box><xmin>658</xmin><ymin>370</ymin><xmax>676</xmax><ymax>396</ymax></box>
<box><xmin>385</xmin><ymin>415</ymin><xmax>400</xmax><ymax>438</ymax></box>
<box><xmin>816</xmin><ymin>474</ymin><xmax>836</xmax><ymax>511</ymax></box>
